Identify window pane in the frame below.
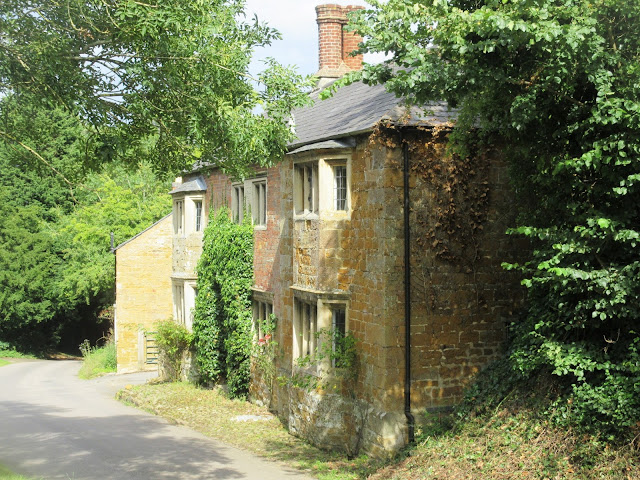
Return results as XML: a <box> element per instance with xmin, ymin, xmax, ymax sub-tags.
<box><xmin>332</xmin><ymin>308</ymin><xmax>346</xmax><ymax>367</ymax></box>
<box><xmin>260</xmin><ymin>183</ymin><xmax>266</xmax><ymax>225</ymax></box>
<box><xmin>233</xmin><ymin>185</ymin><xmax>245</xmax><ymax>223</ymax></box>
<box><xmin>332</xmin><ymin>308</ymin><xmax>346</xmax><ymax>337</ymax></box>
<box><xmin>252</xmin><ymin>181</ymin><xmax>266</xmax><ymax>226</ymax></box>
<box><xmin>194</xmin><ymin>201</ymin><xmax>202</xmax><ymax>231</ymax></box>
<box><xmin>334</xmin><ymin>165</ymin><xmax>347</xmax><ymax>210</ymax></box>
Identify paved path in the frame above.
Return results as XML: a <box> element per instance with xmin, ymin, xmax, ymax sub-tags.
<box><xmin>0</xmin><ymin>360</ymin><xmax>313</xmax><ymax>480</ymax></box>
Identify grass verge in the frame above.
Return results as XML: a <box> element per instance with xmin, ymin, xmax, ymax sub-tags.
<box><xmin>117</xmin><ymin>382</ymin><xmax>384</xmax><ymax>479</ymax></box>
<box><xmin>0</xmin><ymin>359</ymin><xmax>9</xmax><ymax>367</ymax></box>
<box><xmin>117</xmin><ymin>370</ymin><xmax>640</xmax><ymax>480</ymax></box>
<box><xmin>0</xmin><ymin>343</ymin><xmax>36</xmax><ymax>360</ymax></box>
<box><xmin>77</xmin><ymin>341</ymin><xmax>116</xmax><ymax>379</ymax></box>
<box><xmin>0</xmin><ymin>463</ymin><xmax>37</xmax><ymax>480</ymax></box>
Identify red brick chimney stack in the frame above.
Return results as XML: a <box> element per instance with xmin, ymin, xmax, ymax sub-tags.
<box><xmin>315</xmin><ymin>4</ymin><xmax>364</xmax><ymax>81</ymax></box>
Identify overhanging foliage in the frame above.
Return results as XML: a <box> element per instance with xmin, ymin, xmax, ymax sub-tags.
<box><xmin>348</xmin><ymin>0</ymin><xmax>640</xmax><ymax>437</ymax></box>
<box><xmin>0</xmin><ymin>0</ymin><xmax>312</xmax><ymax>177</ymax></box>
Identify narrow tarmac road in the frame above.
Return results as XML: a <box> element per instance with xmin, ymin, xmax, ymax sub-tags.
<box><xmin>0</xmin><ymin>359</ymin><xmax>313</xmax><ymax>480</ymax></box>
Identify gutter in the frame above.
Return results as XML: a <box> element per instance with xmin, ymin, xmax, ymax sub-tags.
<box><xmin>402</xmin><ymin>135</ymin><xmax>416</xmax><ymax>444</ymax></box>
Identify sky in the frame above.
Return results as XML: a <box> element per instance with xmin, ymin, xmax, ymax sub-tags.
<box><xmin>243</xmin><ymin>0</ymin><xmax>374</xmax><ymax>77</ymax></box>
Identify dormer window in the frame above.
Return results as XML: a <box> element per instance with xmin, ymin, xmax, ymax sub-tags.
<box><xmin>171</xmin><ymin>176</ymin><xmax>207</xmax><ymax>236</ymax></box>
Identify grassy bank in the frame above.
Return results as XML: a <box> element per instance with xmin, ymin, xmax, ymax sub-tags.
<box><xmin>77</xmin><ymin>341</ymin><xmax>116</xmax><ymax>379</ymax></box>
<box><xmin>370</xmin><ymin>409</ymin><xmax>638</xmax><ymax>480</ymax></box>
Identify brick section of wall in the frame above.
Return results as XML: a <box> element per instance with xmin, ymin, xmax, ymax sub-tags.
<box><xmin>115</xmin><ymin>215</ymin><xmax>173</xmax><ymax>373</ymax></box>
<box><xmin>254</xmin><ymin>166</ymin><xmax>282</xmax><ymax>293</ymax></box>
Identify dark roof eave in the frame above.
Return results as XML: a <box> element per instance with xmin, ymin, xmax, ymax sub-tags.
<box><xmin>286</xmin><ymin>120</ymin><xmax>447</xmax><ymax>153</ymax></box>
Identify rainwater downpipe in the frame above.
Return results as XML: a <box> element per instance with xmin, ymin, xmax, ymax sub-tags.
<box><xmin>402</xmin><ymin>136</ymin><xmax>416</xmax><ymax>444</ymax></box>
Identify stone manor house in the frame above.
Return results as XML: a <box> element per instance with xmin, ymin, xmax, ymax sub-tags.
<box><xmin>114</xmin><ymin>4</ymin><xmax>524</xmax><ymax>455</ymax></box>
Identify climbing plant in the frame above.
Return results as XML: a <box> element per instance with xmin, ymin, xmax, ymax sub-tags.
<box><xmin>370</xmin><ymin>123</ymin><xmax>490</xmax><ymax>269</ymax></box>
<box><xmin>193</xmin><ymin>206</ymin><xmax>254</xmax><ymax>398</ymax></box>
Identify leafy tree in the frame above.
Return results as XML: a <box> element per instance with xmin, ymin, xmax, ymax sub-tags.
<box><xmin>0</xmin><ymin>194</ymin><xmax>62</xmax><ymax>350</ymax></box>
<box><xmin>0</xmin><ymin>96</ymin><xmax>171</xmax><ymax>351</ymax></box>
<box><xmin>0</xmin><ymin>0</ymin><xmax>312</xmax><ymax>177</ymax></box>
<box><xmin>56</xmin><ymin>163</ymin><xmax>171</xmax><ymax>308</ymax></box>
<box><xmin>347</xmin><ymin>0</ymin><xmax>640</xmax><ymax>436</ymax></box>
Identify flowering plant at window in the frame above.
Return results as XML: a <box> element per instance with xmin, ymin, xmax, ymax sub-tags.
<box><xmin>257</xmin><ymin>333</ymin><xmax>272</xmax><ymax>347</ymax></box>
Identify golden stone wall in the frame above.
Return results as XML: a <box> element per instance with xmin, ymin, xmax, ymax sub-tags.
<box><xmin>115</xmin><ymin>214</ymin><xmax>173</xmax><ymax>373</ymax></box>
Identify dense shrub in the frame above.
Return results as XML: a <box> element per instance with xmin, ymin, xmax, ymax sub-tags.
<box><xmin>155</xmin><ymin>319</ymin><xmax>192</xmax><ymax>382</ymax></box>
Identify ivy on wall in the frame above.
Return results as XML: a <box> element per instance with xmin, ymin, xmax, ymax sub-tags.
<box><xmin>193</xmin><ymin>206</ymin><xmax>254</xmax><ymax>398</ymax></box>
<box><xmin>370</xmin><ymin>123</ymin><xmax>491</xmax><ymax>269</ymax></box>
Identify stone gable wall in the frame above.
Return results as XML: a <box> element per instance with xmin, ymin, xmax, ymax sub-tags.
<box><xmin>115</xmin><ymin>215</ymin><xmax>173</xmax><ymax>373</ymax></box>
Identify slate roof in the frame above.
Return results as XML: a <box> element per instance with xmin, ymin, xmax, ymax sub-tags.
<box><xmin>169</xmin><ymin>176</ymin><xmax>207</xmax><ymax>195</ymax></box>
<box><xmin>288</xmin><ymin>80</ymin><xmax>455</xmax><ymax>151</ymax></box>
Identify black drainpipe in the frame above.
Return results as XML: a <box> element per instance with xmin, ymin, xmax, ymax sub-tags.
<box><xmin>402</xmin><ymin>135</ymin><xmax>415</xmax><ymax>444</ymax></box>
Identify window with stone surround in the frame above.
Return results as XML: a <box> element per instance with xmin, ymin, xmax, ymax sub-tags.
<box><xmin>173</xmin><ymin>195</ymin><xmax>205</xmax><ymax>236</ymax></box>
<box><xmin>293</xmin><ymin>156</ymin><xmax>351</xmax><ymax>218</ymax></box>
<box><xmin>232</xmin><ymin>183</ymin><xmax>245</xmax><ymax>224</ymax></box>
<box><xmin>252</xmin><ymin>179</ymin><xmax>267</xmax><ymax>227</ymax></box>
<box><xmin>233</xmin><ymin>177</ymin><xmax>267</xmax><ymax>227</ymax></box>
<box><xmin>293</xmin><ymin>297</ymin><xmax>318</xmax><ymax>359</ymax></box>
<box><xmin>173</xmin><ymin>282</ymin><xmax>184</xmax><ymax>325</ymax></box>
<box><xmin>172</xmin><ymin>280</ymin><xmax>197</xmax><ymax>331</ymax></box>
<box><xmin>294</xmin><ymin>162</ymin><xmax>318</xmax><ymax>216</ymax></box>
<box><xmin>252</xmin><ymin>299</ymin><xmax>273</xmax><ymax>341</ymax></box>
